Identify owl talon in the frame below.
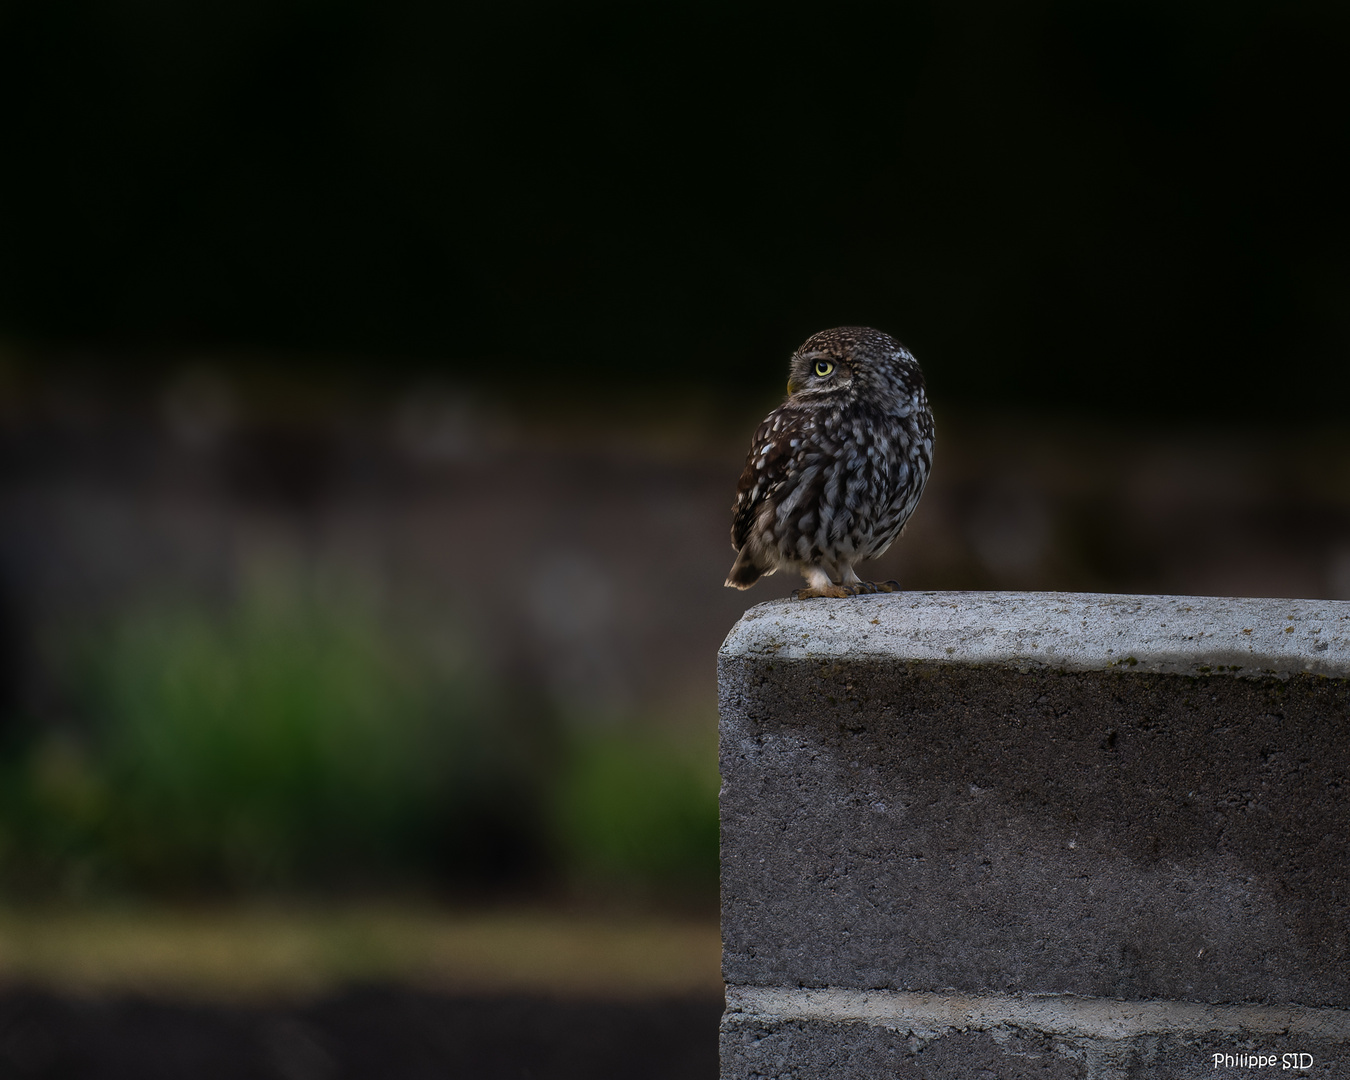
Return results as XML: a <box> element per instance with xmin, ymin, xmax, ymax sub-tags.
<box><xmin>843</xmin><ymin>580</ymin><xmax>899</xmax><ymax>595</ymax></box>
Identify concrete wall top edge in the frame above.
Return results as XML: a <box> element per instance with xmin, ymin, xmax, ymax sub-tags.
<box><xmin>719</xmin><ymin>591</ymin><xmax>1350</xmax><ymax>679</ymax></box>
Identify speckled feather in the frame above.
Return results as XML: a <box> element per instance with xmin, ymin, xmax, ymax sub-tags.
<box><xmin>726</xmin><ymin>327</ymin><xmax>934</xmax><ymax>592</ymax></box>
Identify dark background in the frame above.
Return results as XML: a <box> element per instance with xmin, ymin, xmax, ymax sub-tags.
<box><xmin>3</xmin><ymin>0</ymin><xmax>1348</xmax><ymax>412</ymax></box>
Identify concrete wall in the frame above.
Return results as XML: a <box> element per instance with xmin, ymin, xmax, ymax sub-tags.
<box><xmin>717</xmin><ymin>592</ymin><xmax>1350</xmax><ymax>1079</ymax></box>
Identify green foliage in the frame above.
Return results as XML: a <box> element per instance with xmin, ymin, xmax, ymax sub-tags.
<box><xmin>0</xmin><ymin>585</ymin><xmax>538</xmax><ymax>895</ymax></box>
<box><xmin>0</xmin><ymin>587</ymin><xmax>719</xmax><ymax>900</ymax></box>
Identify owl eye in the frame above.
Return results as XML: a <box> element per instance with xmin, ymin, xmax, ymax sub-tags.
<box><xmin>814</xmin><ymin>361</ymin><xmax>835</xmax><ymax>378</ymax></box>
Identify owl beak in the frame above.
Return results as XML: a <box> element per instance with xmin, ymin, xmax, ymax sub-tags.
<box><xmin>786</xmin><ymin>378</ymin><xmax>800</xmax><ymax>395</ymax></box>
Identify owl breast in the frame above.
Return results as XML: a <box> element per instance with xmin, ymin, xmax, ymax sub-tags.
<box><xmin>784</xmin><ymin>403</ymin><xmax>930</xmax><ymax>565</ymax></box>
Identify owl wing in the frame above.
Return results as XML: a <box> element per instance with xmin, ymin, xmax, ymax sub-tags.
<box><xmin>731</xmin><ymin>407</ymin><xmax>822</xmax><ymax>552</ymax></box>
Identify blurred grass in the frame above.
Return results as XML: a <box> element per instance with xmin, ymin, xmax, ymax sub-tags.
<box><xmin>0</xmin><ymin>579</ymin><xmax>719</xmax><ymax>901</ymax></box>
<box><xmin>553</xmin><ymin>727</ymin><xmax>719</xmax><ymax>891</ymax></box>
<box><xmin>0</xmin><ymin>905</ymin><xmax>722</xmax><ymax>1001</ymax></box>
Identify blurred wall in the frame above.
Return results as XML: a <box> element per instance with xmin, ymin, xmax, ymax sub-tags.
<box><xmin>4</xmin><ymin>374</ymin><xmax>1349</xmax><ymax>737</ymax></box>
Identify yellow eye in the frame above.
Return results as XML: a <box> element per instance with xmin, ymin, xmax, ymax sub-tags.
<box><xmin>814</xmin><ymin>360</ymin><xmax>835</xmax><ymax>377</ymax></box>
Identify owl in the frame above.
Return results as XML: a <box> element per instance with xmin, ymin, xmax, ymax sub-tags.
<box><xmin>725</xmin><ymin>327</ymin><xmax>934</xmax><ymax>599</ymax></box>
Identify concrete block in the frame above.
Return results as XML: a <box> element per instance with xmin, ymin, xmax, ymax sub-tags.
<box><xmin>718</xmin><ymin>592</ymin><xmax>1350</xmax><ymax>1079</ymax></box>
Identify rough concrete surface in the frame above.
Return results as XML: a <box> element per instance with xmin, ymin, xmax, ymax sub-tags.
<box><xmin>720</xmin><ymin>591</ymin><xmax>1350</xmax><ymax>678</ymax></box>
<box><xmin>718</xmin><ymin>592</ymin><xmax>1350</xmax><ymax>1079</ymax></box>
<box><xmin>719</xmin><ymin>1008</ymin><xmax>1346</xmax><ymax>1080</ymax></box>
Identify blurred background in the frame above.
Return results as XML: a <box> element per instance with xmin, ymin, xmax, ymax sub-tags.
<box><xmin>1</xmin><ymin>0</ymin><xmax>1348</xmax><ymax>1075</ymax></box>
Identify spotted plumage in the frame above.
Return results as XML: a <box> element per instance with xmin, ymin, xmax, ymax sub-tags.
<box><xmin>725</xmin><ymin>327</ymin><xmax>934</xmax><ymax>599</ymax></box>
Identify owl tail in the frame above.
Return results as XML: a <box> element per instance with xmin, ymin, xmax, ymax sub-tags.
<box><xmin>725</xmin><ymin>550</ymin><xmax>769</xmax><ymax>590</ymax></box>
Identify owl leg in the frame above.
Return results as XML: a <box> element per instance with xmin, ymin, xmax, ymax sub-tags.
<box><xmin>793</xmin><ymin>564</ymin><xmax>851</xmax><ymax>600</ymax></box>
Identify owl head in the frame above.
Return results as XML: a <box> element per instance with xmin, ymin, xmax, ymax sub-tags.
<box><xmin>785</xmin><ymin>326</ymin><xmax>922</xmax><ymax>408</ymax></box>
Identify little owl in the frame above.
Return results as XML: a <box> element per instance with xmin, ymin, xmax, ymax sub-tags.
<box><xmin>725</xmin><ymin>326</ymin><xmax>934</xmax><ymax>599</ymax></box>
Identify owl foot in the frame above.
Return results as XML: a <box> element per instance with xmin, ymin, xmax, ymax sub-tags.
<box><xmin>792</xmin><ymin>580</ymin><xmax>901</xmax><ymax>599</ymax></box>
<box><xmin>793</xmin><ymin>584</ymin><xmax>854</xmax><ymax>599</ymax></box>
